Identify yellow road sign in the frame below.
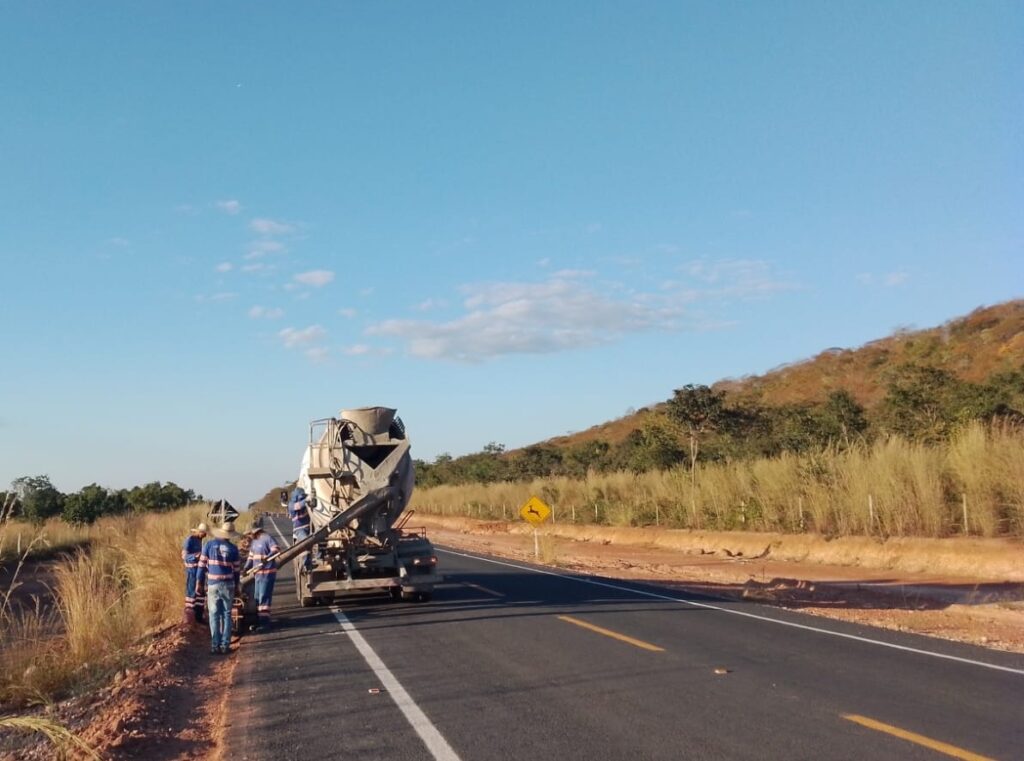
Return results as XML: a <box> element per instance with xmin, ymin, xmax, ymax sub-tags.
<box><xmin>519</xmin><ymin>496</ymin><xmax>551</xmax><ymax>526</ymax></box>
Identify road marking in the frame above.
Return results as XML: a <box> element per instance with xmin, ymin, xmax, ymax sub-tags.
<box><xmin>332</xmin><ymin>608</ymin><xmax>462</xmax><ymax>761</ymax></box>
<box><xmin>463</xmin><ymin>582</ymin><xmax>504</xmax><ymax>597</ymax></box>
<box><xmin>269</xmin><ymin>518</ymin><xmax>290</xmax><ymax>548</ymax></box>
<box><xmin>437</xmin><ymin>548</ymin><xmax>1024</xmax><ymax>676</ymax></box>
<box><xmin>557</xmin><ymin>614</ymin><xmax>665</xmax><ymax>652</ymax></box>
<box><xmin>268</xmin><ymin>515</ymin><xmax>458</xmax><ymax>760</ymax></box>
<box><xmin>842</xmin><ymin>714</ymin><xmax>995</xmax><ymax>761</ymax></box>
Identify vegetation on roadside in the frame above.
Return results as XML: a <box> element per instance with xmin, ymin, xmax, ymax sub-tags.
<box><xmin>1</xmin><ymin>477</ymin><xmax>203</xmax><ymax>530</ymax></box>
<box><xmin>412</xmin><ymin>421</ymin><xmax>1024</xmax><ymax>539</ymax></box>
<box><xmin>0</xmin><ymin>505</ymin><xmax>208</xmax><ymax>709</ymax></box>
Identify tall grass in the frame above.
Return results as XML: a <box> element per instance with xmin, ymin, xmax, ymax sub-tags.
<box><xmin>0</xmin><ymin>518</ymin><xmax>94</xmax><ymax>565</ymax></box>
<box><xmin>0</xmin><ymin>504</ymin><xmax>209</xmax><ymax>708</ymax></box>
<box><xmin>412</xmin><ymin>422</ymin><xmax>1024</xmax><ymax>539</ymax></box>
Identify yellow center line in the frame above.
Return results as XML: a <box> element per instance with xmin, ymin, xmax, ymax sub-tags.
<box><xmin>463</xmin><ymin>582</ymin><xmax>504</xmax><ymax>597</ymax></box>
<box><xmin>842</xmin><ymin>714</ymin><xmax>996</xmax><ymax>761</ymax></box>
<box><xmin>557</xmin><ymin>615</ymin><xmax>665</xmax><ymax>652</ymax></box>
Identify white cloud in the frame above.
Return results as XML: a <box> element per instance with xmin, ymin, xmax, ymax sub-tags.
<box><xmin>305</xmin><ymin>346</ymin><xmax>330</xmax><ymax>363</ymax></box>
<box><xmin>215</xmin><ymin>262</ymin><xmax>233</xmax><ymax>273</ymax></box>
<box><xmin>241</xmin><ymin>262</ymin><xmax>271</xmax><ymax>273</ymax></box>
<box><xmin>857</xmin><ymin>271</ymin><xmax>909</xmax><ymax>288</ymax></box>
<box><xmin>278</xmin><ymin>325</ymin><xmax>326</xmax><ymax>348</ymax></box>
<box><xmin>248</xmin><ymin>305</ymin><xmax>284</xmax><ymax>320</ymax></box>
<box><xmin>338</xmin><ymin>307</ymin><xmax>358</xmax><ymax>318</ymax></box>
<box><xmin>414</xmin><ymin>298</ymin><xmax>447</xmax><ymax>312</ymax></box>
<box><xmin>679</xmin><ymin>258</ymin><xmax>796</xmax><ymax>297</ymax></box>
<box><xmin>195</xmin><ymin>292</ymin><xmax>237</xmax><ymax>303</ymax></box>
<box><xmin>105</xmin><ymin>237</ymin><xmax>130</xmax><ymax>248</ymax></box>
<box><xmin>342</xmin><ymin>344</ymin><xmax>392</xmax><ymax>357</ymax></box>
<box><xmin>293</xmin><ymin>269</ymin><xmax>335</xmax><ymax>288</ymax></box>
<box><xmin>363</xmin><ymin>260</ymin><xmax>794</xmax><ymax>362</ymax></box>
<box><xmin>215</xmin><ymin>199</ymin><xmax>242</xmax><ymax>215</ymax></box>
<box><xmin>244</xmin><ymin>240</ymin><xmax>285</xmax><ymax>259</ymax></box>
<box><xmin>366</xmin><ymin>272</ymin><xmax>683</xmax><ymax>362</ymax></box>
<box><xmin>249</xmin><ymin>217</ymin><xmax>294</xmax><ymax>235</ymax></box>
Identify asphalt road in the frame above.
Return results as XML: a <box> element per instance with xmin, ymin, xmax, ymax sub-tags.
<box><xmin>226</xmin><ymin>517</ymin><xmax>1023</xmax><ymax>760</ymax></box>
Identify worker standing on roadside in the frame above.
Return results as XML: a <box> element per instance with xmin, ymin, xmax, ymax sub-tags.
<box><xmin>181</xmin><ymin>522</ymin><xmax>208</xmax><ymax>625</ymax></box>
<box><xmin>197</xmin><ymin>518</ymin><xmax>241</xmax><ymax>655</ymax></box>
<box><xmin>289</xmin><ymin>486</ymin><xmax>313</xmax><ymax>570</ymax></box>
<box><xmin>243</xmin><ymin>515</ymin><xmax>280</xmax><ymax>630</ymax></box>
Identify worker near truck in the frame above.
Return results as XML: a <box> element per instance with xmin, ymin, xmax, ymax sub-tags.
<box><xmin>289</xmin><ymin>486</ymin><xmax>313</xmax><ymax>570</ymax></box>
<box><xmin>197</xmin><ymin>519</ymin><xmax>241</xmax><ymax>655</ymax></box>
<box><xmin>243</xmin><ymin>516</ymin><xmax>280</xmax><ymax>630</ymax></box>
<box><xmin>181</xmin><ymin>522</ymin><xmax>208</xmax><ymax>625</ymax></box>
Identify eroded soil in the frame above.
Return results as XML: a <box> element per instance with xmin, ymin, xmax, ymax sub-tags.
<box><xmin>0</xmin><ymin>623</ymin><xmax>234</xmax><ymax>761</ymax></box>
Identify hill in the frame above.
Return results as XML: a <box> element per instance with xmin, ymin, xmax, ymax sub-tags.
<box><xmin>545</xmin><ymin>299</ymin><xmax>1024</xmax><ymax>450</ymax></box>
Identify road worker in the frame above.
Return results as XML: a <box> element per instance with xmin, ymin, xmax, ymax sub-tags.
<box><xmin>289</xmin><ymin>486</ymin><xmax>313</xmax><ymax>570</ymax></box>
<box><xmin>244</xmin><ymin>515</ymin><xmax>280</xmax><ymax>630</ymax></box>
<box><xmin>181</xmin><ymin>522</ymin><xmax>208</xmax><ymax>625</ymax></box>
<box><xmin>197</xmin><ymin>517</ymin><xmax>241</xmax><ymax>655</ymax></box>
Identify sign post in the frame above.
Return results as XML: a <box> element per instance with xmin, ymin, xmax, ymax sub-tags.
<box><xmin>519</xmin><ymin>496</ymin><xmax>552</xmax><ymax>559</ymax></box>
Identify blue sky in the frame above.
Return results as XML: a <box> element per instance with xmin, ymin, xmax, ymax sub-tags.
<box><xmin>1</xmin><ymin>2</ymin><xmax>1021</xmax><ymax>506</ymax></box>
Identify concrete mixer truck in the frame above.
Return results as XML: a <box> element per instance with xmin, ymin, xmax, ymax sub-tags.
<box><xmin>240</xmin><ymin>407</ymin><xmax>440</xmax><ymax>615</ymax></box>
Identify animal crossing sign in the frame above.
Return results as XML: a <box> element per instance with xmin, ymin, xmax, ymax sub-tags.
<box><xmin>519</xmin><ymin>496</ymin><xmax>551</xmax><ymax>526</ymax></box>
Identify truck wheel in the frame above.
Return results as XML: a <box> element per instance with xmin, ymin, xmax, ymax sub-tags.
<box><xmin>416</xmin><ymin>591</ymin><xmax>433</xmax><ymax>603</ymax></box>
<box><xmin>389</xmin><ymin>587</ymin><xmax>402</xmax><ymax>601</ymax></box>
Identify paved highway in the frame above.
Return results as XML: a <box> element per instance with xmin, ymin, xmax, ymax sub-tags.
<box><xmin>226</xmin><ymin>517</ymin><xmax>1023</xmax><ymax>760</ymax></box>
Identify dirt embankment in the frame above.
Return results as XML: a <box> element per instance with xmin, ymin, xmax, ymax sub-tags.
<box><xmin>421</xmin><ymin>515</ymin><xmax>1024</xmax><ymax>653</ymax></box>
<box><xmin>0</xmin><ymin>623</ymin><xmax>233</xmax><ymax>761</ymax></box>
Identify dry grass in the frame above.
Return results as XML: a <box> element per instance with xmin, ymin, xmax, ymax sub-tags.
<box><xmin>412</xmin><ymin>422</ymin><xmax>1024</xmax><ymax>539</ymax></box>
<box><xmin>0</xmin><ymin>714</ymin><xmax>101</xmax><ymax>760</ymax></box>
<box><xmin>0</xmin><ymin>519</ymin><xmax>94</xmax><ymax>565</ymax></box>
<box><xmin>0</xmin><ymin>504</ymin><xmax>210</xmax><ymax>709</ymax></box>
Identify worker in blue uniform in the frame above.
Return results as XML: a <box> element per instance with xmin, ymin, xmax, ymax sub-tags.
<box><xmin>181</xmin><ymin>522</ymin><xmax>208</xmax><ymax>624</ymax></box>
<box><xmin>197</xmin><ymin>518</ymin><xmax>241</xmax><ymax>655</ymax></box>
<box><xmin>289</xmin><ymin>487</ymin><xmax>313</xmax><ymax>570</ymax></box>
<box><xmin>244</xmin><ymin>515</ymin><xmax>280</xmax><ymax>630</ymax></box>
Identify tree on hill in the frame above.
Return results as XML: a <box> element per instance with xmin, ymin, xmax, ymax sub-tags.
<box><xmin>820</xmin><ymin>389</ymin><xmax>869</xmax><ymax>444</ymax></box>
<box><xmin>564</xmin><ymin>440</ymin><xmax>611</xmax><ymax>477</ymax></box>
<box><xmin>617</xmin><ymin>414</ymin><xmax>685</xmax><ymax>473</ymax></box>
<box><xmin>512</xmin><ymin>445</ymin><xmax>563</xmax><ymax>480</ymax></box>
<box><xmin>666</xmin><ymin>385</ymin><xmax>733</xmax><ymax>519</ymax></box>
<box><xmin>877</xmin><ymin>365</ymin><xmax>1015</xmax><ymax>442</ymax></box>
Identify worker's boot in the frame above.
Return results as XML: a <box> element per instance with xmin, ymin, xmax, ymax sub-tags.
<box><xmin>183</xmin><ymin>606</ymin><xmax>195</xmax><ymax>626</ymax></box>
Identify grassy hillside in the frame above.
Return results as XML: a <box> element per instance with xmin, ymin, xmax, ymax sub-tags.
<box><xmin>546</xmin><ymin>300</ymin><xmax>1024</xmax><ymax>450</ymax></box>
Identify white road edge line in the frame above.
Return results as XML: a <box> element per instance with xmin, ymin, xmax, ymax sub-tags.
<box><xmin>437</xmin><ymin>548</ymin><xmax>1024</xmax><ymax>677</ymax></box>
<box><xmin>266</xmin><ymin>517</ymin><xmax>461</xmax><ymax>760</ymax></box>
<box><xmin>331</xmin><ymin>607</ymin><xmax>462</xmax><ymax>761</ymax></box>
